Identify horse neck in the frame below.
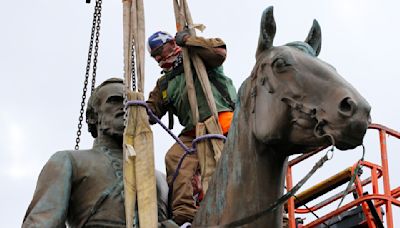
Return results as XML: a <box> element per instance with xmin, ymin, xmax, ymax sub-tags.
<box><xmin>195</xmin><ymin>112</ymin><xmax>288</xmax><ymax>226</ymax></box>
<box><xmin>222</xmin><ymin>114</ymin><xmax>288</xmax><ymax>222</ymax></box>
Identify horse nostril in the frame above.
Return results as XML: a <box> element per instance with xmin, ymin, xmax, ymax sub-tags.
<box><xmin>338</xmin><ymin>97</ymin><xmax>356</xmax><ymax>117</ymax></box>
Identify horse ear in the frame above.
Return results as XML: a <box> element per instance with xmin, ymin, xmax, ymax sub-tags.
<box><xmin>256</xmin><ymin>6</ymin><xmax>276</xmax><ymax>58</ymax></box>
<box><xmin>305</xmin><ymin>19</ymin><xmax>322</xmax><ymax>56</ymax></box>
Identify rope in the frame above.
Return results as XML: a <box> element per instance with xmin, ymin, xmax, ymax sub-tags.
<box><xmin>125</xmin><ymin>100</ymin><xmax>226</xmax><ymax>182</ymax></box>
<box><xmin>336</xmin><ymin>144</ymin><xmax>365</xmax><ymax>209</ymax></box>
<box><xmin>222</xmin><ymin>147</ymin><xmax>334</xmax><ymax>227</ymax></box>
<box><xmin>281</xmin><ymin>145</ymin><xmax>365</xmax><ymax>228</ymax></box>
<box><xmin>192</xmin><ymin>134</ymin><xmax>227</xmax><ymax>150</ymax></box>
<box><xmin>126</xmin><ymin>100</ymin><xmax>193</xmax><ymax>153</ymax></box>
<box><xmin>126</xmin><ymin>100</ymin><xmax>227</xmax><ymax>219</ymax></box>
<box><xmin>291</xmin><ymin>193</ymin><xmax>331</xmax><ymax>227</ymax></box>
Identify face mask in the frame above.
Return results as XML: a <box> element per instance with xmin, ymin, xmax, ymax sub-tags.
<box><xmin>158</xmin><ymin>46</ymin><xmax>182</xmax><ymax>71</ymax></box>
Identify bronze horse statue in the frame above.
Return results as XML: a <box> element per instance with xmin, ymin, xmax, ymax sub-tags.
<box><xmin>193</xmin><ymin>6</ymin><xmax>371</xmax><ymax>227</ymax></box>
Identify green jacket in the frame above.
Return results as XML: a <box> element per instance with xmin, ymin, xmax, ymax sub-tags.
<box><xmin>147</xmin><ymin>65</ymin><xmax>237</xmax><ymax>134</ymax></box>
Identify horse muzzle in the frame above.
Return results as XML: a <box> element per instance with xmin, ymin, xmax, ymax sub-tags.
<box><xmin>315</xmin><ymin>96</ymin><xmax>371</xmax><ymax>150</ymax></box>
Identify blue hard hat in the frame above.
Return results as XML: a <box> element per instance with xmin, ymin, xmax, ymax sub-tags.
<box><xmin>147</xmin><ymin>31</ymin><xmax>174</xmax><ymax>54</ymax></box>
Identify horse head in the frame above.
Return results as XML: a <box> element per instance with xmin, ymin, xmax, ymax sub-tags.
<box><xmin>242</xmin><ymin>6</ymin><xmax>371</xmax><ymax>155</ymax></box>
<box><xmin>193</xmin><ymin>6</ymin><xmax>372</xmax><ymax>227</ymax></box>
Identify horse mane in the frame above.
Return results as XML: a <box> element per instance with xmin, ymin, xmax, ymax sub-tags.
<box><xmin>285</xmin><ymin>41</ymin><xmax>318</xmax><ymax>57</ymax></box>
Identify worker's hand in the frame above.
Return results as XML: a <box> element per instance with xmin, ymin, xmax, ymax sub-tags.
<box><xmin>175</xmin><ymin>29</ymin><xmax>191</xmax><ymax>46</ymax></box>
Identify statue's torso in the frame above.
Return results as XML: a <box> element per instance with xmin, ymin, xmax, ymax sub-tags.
<box><xmin>23</xmin><ymin>145</ymin><xmax>169</xmax><ymax>228</ymax></box>
<box><xmin>67</xmin><ymin>146</ymin><xmax>126</xmax><ymax>227</ymax></box>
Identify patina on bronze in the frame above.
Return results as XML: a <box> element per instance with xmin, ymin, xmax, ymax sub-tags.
<box><xmin>193</xmin><ymin>6</ymin><xmax>371</xmax><ymax>227</ymax></box>
<box><xmin>22</xmin><ymin>78</ymin><xmax>170</xmax><ymax>227</ymax></box>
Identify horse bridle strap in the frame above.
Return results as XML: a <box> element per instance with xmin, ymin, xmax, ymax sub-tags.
<box><xmin>222</xmin><ymin>148</ymin><xmax>334</xmax><ymax>227</ymax></box>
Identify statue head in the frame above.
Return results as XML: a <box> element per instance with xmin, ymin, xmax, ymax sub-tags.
<box><xmin>86</xmin><ymin>78</ymin><xmax>125</xmax><ymax>138</ymax></box>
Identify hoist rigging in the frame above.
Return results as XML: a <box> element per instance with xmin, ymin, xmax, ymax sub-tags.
<box><xmin>74</xmin><ymin>0</ymin><xmax>103</xmax><ymax>150</ymax></box>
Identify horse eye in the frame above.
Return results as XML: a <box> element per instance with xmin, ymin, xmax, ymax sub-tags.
<box><xmin>272</xmin><ymin>58</ymin><xmax>290</xmax><ymax>73</ymax></box>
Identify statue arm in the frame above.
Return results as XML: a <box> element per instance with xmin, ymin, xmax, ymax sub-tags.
<box><xmin>22</xmin><ymin>151</ymin><xmax>73</xmax><ymax>228</ymax></box>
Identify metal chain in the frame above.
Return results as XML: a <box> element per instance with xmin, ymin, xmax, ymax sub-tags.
<box><xmin>131</xmin><ymin>39</ymin><xmax>136</xmax><ymax>91</ymax></box>
<box><xmin>123</xmin><ymin>37</ymin><xmax>137</xmax><ymax>128</ymax></box>
<box><xmin>75</xmin><ymin>0</ymin><xmax>103</xmax><ymax>150</ymax></box>
<box><xmin>91</xmin><ymin>0</ymin><xmax>102</xmax><ymax>93</ymax></box>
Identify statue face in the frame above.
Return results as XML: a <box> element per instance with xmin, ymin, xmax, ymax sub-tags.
<box><xmin>95</xmin><ymin>83</ymin><xmax>125</xmax><ymax>137</ymax></box>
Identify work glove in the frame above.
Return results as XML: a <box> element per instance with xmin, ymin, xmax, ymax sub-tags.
<box><xmin>175</xmin><ymin>29</ymin><xmax>191</xmax><ymax>46</ymax></box>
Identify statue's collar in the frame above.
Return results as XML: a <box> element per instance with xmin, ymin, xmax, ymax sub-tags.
<box><xmin>92</xmin><ymin>138</ymin><xmax>123</xmax><ymax>158</ymax></box>
<box><xmin>93</xmin><ymin>137</ymin><xmax>122</xmax><ymax>149</ymax></box>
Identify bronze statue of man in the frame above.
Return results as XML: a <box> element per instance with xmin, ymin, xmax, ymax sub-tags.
<box><xmin>22</xmin><ymin>78</ymin><xmax>171</xmax><ymax>227</ymax></box>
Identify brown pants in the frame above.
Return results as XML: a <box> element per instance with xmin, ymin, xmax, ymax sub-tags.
<box><xmin>165</xmin><ymin>135</ymin><xmax>198</xmax><ymax>225</ymax></box>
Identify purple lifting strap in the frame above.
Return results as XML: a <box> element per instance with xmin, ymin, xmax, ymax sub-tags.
<box><xmin>126</xmin><ymin>100</ymin><xmax>227</xmax><ymax>199</ymax></box>
<box><xmin>126</xmin><ymin>100</ymin><xmax>194</xmax><ymax>154</ymax></box>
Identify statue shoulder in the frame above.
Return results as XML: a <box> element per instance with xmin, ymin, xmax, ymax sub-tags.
<box><xmin>46</xmin><ymin>149</ymin><xmax>95</xmax><ymax>167</ymax></box>
<box><xmin>48</xmin><ymin>150</ymin><xmax>73</xmax><ymax>162</ymax></box>
<box><xmin>50</xmin><ymin>149</ymin><xmax>92</xmax><ymax>158</ymax></box>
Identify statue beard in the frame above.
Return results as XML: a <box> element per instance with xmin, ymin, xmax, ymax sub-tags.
<box><xmin>101</xmin><ymin>127</ymin><xmax>124</xmax><ymax>138</ymax></box>
<box><xmin>159</xmin><ymin>46</ymin><xmax>182</xmax><ymax>71</ymax></box>
<box><xmin>98</xmin><ymin>114</ymin><xmax>125</xmax><ymax>139</ymax></box>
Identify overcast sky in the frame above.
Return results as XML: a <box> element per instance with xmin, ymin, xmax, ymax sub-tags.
<box><xmin>1</xmin><ymin>0</ymin><xmax>399</xmax><ymax>226</ymax></box>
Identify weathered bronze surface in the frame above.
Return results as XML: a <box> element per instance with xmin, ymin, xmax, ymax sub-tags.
<box><xmin>193</xmin><ymin>6</ymin><xmax>371</xmax><ymax>227</ymax></box>
<box><xmin>22</xmin><ymin>78</ymin><xmax>169</xmax><ymax>227</ymax></box>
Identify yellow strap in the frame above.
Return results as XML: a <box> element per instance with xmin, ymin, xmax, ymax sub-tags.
<box><xmin>196</xmin><ymin>116</ymin><xmax>224</xmax><ymax>194</ymax></box>
<box><xmin>123</xmin><ymin>92</ymin><xmax>158</xmax><ymax>227</ymax></box>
